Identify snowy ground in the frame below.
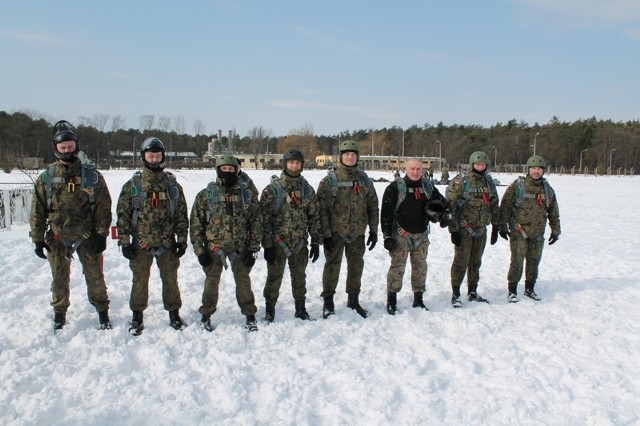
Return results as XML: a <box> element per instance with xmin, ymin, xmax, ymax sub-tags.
<box><xmin>1</xmin><ymin>168</ymin><xmax>639</xmax><ymax>425</ymax></box>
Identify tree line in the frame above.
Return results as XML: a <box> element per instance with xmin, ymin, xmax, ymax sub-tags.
<box><xmin>1</xmin><ymin>110</ymin><xmax>638</xmax><ymax>173</ymax></box>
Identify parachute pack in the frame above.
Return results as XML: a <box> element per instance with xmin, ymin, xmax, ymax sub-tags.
<box><xmin>268</xmin><ymin>174</ymin><xmax>315</xmax><ymax>214</ymax></box>
<box><xmin>326</xmin><ymin>168</ymin><xmax>371</xmax><ymax>208</ymax></box>
<box><xmin>42</xmin><ymin>161</ymin><xmax>99</xmax><ymax>215</ymax></box>
<box><xmin>129</xmin><ymin>170</ymin><xmax>180</xmax><ymax>230</ymax></box>
<box><xmin>205</xmin><ymin>178</ymin><xmax>252</xmax><ymax>222</ymax></box>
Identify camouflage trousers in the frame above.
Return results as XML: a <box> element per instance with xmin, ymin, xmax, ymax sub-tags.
<box><xmin>507</xmin><ymin>233</ymin><xmax>545</xmax><ymax>290</ymax></box>
<box><xmin>198</xmin><ymin>252</ymin><xmax>257</xmax><ymax>317</ymax></box>
<box><xmin>46</xmin><ymin>238</ymin><xmax>110</xmax><ymax>313</ymax></box>
<box><xmin>386</xmin><ymin>231</ymin><xmax>430</xmax><ymax>293</ymax></box>
<box><xmin>321</xmin><ymin>234</ymin><xmax>365</xmax><ymax>297</ymax></box>
<box><xmin>263</xmin><ymin>244</ymin><xmax>309</xmax><ymax>303</ymax></box>
<box><xmin>450</xmin><ymin>229</ymin><xmax>487</xmax><ymax>296</ymax></box>
<box><xmin>128</xmin><ymin>248</ymin><xmax>182</xmax><ymax>312</ymax></box>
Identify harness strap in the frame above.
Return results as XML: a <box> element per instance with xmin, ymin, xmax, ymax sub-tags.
<box><xmin>397</xmin><ymin>227</ymin><xmax>429</xmax><ymax>250</ymax></box>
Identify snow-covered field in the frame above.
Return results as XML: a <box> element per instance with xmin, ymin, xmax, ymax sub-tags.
<box><xmin>1</xmin><ymin>168</ymin><xmax>639</xmax><ymax>425</ymax></box>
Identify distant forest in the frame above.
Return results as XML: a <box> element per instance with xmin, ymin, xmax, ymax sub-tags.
<box><xmin>1</xmin><ymin>110</ymin><xmax>638</xmax><ymax>174</ymax></box>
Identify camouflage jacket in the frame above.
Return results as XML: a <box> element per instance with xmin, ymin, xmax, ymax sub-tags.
<box><xmin>446</xmin><ymin>170</ymin><xmax>500</xmax><ymax>233</ymax></box>
<box><xmin>317</xmin><ymin>165</ymin><xmax>379</xmax><ymax>239</ymax></box>
<box><xmin>116</xmin><ymin>168</ymin><xmax>189</xmax><ymax>248</ymax></box>
<box><xmin>260</xmin><ymin>172</ymin><xmax>321</xmax><ymax>249</ymax></box>
<box><xmin>499</xmin><ymin>175</ymin><xmax>561</xmax><ymax>240</ymax></box>
<box><xmin>189</xmin><ymin>178</ymin><xmax>262</xmax><ymax>256</ymax></box>
<box><xmin>30</xmin><ymin>160</ymin><xmax>112</xmax><ymax>242</ymax></box>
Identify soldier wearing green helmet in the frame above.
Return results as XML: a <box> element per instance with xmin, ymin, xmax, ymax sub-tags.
<box><xmin>316</xmin><ymin>140</ymin><xmax>379</xmax><ymax>319</ymax></box>
<box><xmin>499</xmin><ymin>154</ymin><xmax>561</xmax><ymax>303</ymax></box>
<box><xmin>445</xmin><ymin>150</ymin><xmax>501</xmax><ymax>307</ymax></box>
<box><xmin>189</xmin><ymin>154</ymin><xmax>262</xmax><ymax>332</ymax></box>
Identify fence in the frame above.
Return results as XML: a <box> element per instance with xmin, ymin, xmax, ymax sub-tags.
<box><xmin>0</xmin><ymin>183</ymin><xmax>34</xmax><ymax>230</ymax></box>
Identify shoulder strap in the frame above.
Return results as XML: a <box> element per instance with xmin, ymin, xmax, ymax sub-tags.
<box><xmin>164</xmin><ymin>171</ymin><xmax>179</xmax><ymax>220</ymax></box>
<box><xmin>44</xmin><ymin>164</ymin><xmax>57</xmax><ymax>212</ymax></box>
<box><xmin>269</xmin><ymin>175</ymin><xmax>284</xmax><ymax>213</ymax></box>
<box><xmin>81</xmin><ymin>164</ymin><xmax>98</xmax><ymax>215</ymax></box>
<box><xmin>130</xmin><ymin>171</ymin><xmax>143</xmax><ymax>229</ymax></box>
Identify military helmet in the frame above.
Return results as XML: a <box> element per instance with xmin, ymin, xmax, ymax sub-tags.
<box><xmin>339</xmin><ymin>140</ymin><xmax>359</xmax><ymax>154</ymax></box>
<box><xmin>469</xmin><ymin>151</ymin><xmax>489</xmax><ymax>165</ymax></box>
<box><xmin>425</xmin><ymin>199</ymin><xmax>446</xmax><ymax>223</ymax></box>
<box><xmin>52</xmin><ymin>120</ymin><xmax>80</xmax><ymax>161</ymax></box>
<box><xmin>216</xmin><ymin>154</ymin><xmax>239</xmax><ymax>170</ymax></box>
<box><xmin>526</xmin><ymin>155</ymin><xmax>546</xmax><ymax>168</ymax></box>
<box><xmin>283</xmin><ymin>148</ymin><xmax>304</xmax><ymax>171</ymax></box>
<box><xmin>140</xmin><ymin>137</ymin><xmax>166</xmax><ymax>170</ymax></box>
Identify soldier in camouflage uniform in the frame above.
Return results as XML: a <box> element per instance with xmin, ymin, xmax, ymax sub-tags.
<box><xmin>190</xmin><ymin>154</ymin><xmax>262</xmax><ymax>332</ymax></box>
<box><xmin>499</xmin><ymin>155</ymin><xmax>561</xmax><ymax>303</ymax></box>
<box><xmin>381</xmin><ymin>158</ymin><xmax>450</xmax><ymax>314</ymax></box>
<box><xmin>446</xmin><ymin>151</ymin><xmax>501</xmax><ymax>308</ymax></box>
<box><xmin>260</xmin><ymin>149</ymin><xmax>322</xmax><ymax>322</ymax></box>
<box><xmin>116</xmin><ymin>137</ymin><xmax>189</xmax><ymax>335</ymax></box>
<box><xmin>29</xmin><ymin>120</ymin><xmax>111</xmax><ymax>331</ymax></box>
<box><xmin>317</xmin><ymin>140</ymin><xmax>379</xmax><ymax>319</ymax></box>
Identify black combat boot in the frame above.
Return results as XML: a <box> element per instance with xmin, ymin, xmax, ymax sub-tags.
<box><xmin>347</xmin><ymin>293</ymin><xmax>369</xmax><ymax>318</ymax></box>
<box><xmin>169</xmin><ymin>310</ymin><xmax>185</xmax><ymax>330</ymax></box>
<box><xmin>245</xmin><ymin>314</ymin><xmax>258</xmax><ymax>332</ymax></box>
<box><xmin>201</xmin><ymin>314</ymin><xmax>214</xmax><ymax>332</ymax></box>
<box><xmin>412</xmin><ymin>292</ymin><xmax>429</xmax><ymax>310</ymax></box>
<box><xmin>264</xmin><ymin>301</ymin><xmax>276</xmax><ymax>323</ymax></box>
<box><xmin>524</xmin><ymin>282</ymin><xmax>541</xmax><ymax>301</ymax></box>
<box><xmin>386</xmin><ymin>292</ymin><xmax>398</xmax><ymax>315</ymax></box>
<box><xmin>98</xmin><ymin>311</ymin><xmax>112</xmax><ymax>330</ymax></box>
<box><xmin>508</xmin><ymin>282</ymin><xmax>519</xmax><ymax>303</ymax></box>
<box><xmin>129</xmin><ymin>310</ymin><xmax>144</xmax><ymax>336</ymax></box>
<box><xmin>294</xmin><ymin>299</ymin><xmax>312</xmax><ymax>320</ymax></box>
<box><xmin>53</xmin><ymin>312</ymin><xmax>66</xmax><ymax>331</ymax></box>
<box><xmin>322</xmin><ymin>296</ymin><xmax>335</xmax><ymax>319</ymax></box>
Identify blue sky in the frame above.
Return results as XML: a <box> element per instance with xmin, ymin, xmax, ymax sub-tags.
<box><xmin>2</xmin><ymin>0</ymin><xmax>639</xmax><ymax>136</ymax></box>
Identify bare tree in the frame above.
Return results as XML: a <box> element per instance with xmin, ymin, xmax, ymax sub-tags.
<box><xmin>77</xmin><ymin>115</ymin><xmax>92</xmax><ymax>127</ymax></box>
<box><xmin>173</xmin><ymin>115</ymin><xmax>185</xmax><ymax>135</ymax></box>
<box><xmin>92</xmin><ymin>114</ymin><xmax>110</xmax><ymax>132</ymax></box>
<box><xmin>158</xmin><ymin>115</ymin><xmax>172</xmax><ymax>133</ymax></box>
<box><xmin>193</xmin><ymin>118</ymin><xmax>205</xmax><ymax>136</ymax></box>
<box><xmin>140</xmin><ymin>115</ymin><xmax>155</xmax><ymax>132</ymax></box>
<box><xmin>247</xmin><ymin>126</ymin><xmax>271</xmax><ymax>156</ymax></box>
<box><xmin>110</xmin><ymin>115</ymin><xmax>126</xmax><ymax>132</ymax></box>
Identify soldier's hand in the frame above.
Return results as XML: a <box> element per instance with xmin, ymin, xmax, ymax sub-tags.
<box><xmin>242</xmin><ymin>250</ymin><xmax>256</xmax><ymax>268</ymax></box>
<box><xmin>499</xmin><ymin>230</ymin><xmax>510</xmax><ymax>240</ymax></box>
<box><xmin>548</xmin><ymin>233</ymin><xmax>559</xmax><ymax>245</ymax></box>
<box><xmin>450</xmin><ymin>232</ymin><xmax>462</xmax><ymax>247</ymax></box>
<box><xmin>383</xmin><ymin>237</ymin><xmax>396</xmax><ymax>252</ymax></box>
<box><xmin>309</xmin><ymin>243</ymin><xmax>320</xmax><ymax>263</ymax></box>
<box><xmin>87</xmin><ymin>232</ymin><xmax>107</xmax><ymax>254</ymax></box>
<box><xmin>198</xmin><ymin>252</ymin><xmax>213</xmax><ymax>267</ymax></box>
<box><xmin>175</xmin><ymin>242</ymin><xmax>187</xmax><ymax>258</ymax></box>
<box><xmin>34</xmin><ymin>241</ymin><xmax>49</xmax><ymax>259</ymax></box>
<box><xmin>121</xmin><ymin>244</ymin><xmax>135</xmax><ymax>260</ymax></box>
<box><xmin>490</xmin><ymin>226</ymin><xmax>498</xmax><ymax>245</ymax></box>
<box><xmin>439</xmin><ymin>212</ymin><xmax>451</xmax><ymax>228</ymax></box>
<box><xmin>323</xmin><ymin>237</ymin><xmax>335</xmax><ymax>251</ymax></box>
<box><xmin>264</xmin><ymin>246</ymin><xmax>276</xmax><ymax>263</ymax></box>
<box><xmin>366</xmin><ymin>232</ymin><xmax>378</xmax><ymax>251</ymax></box>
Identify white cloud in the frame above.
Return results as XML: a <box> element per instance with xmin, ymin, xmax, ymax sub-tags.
<box><xmin>291</xmin><ymin>25</ymin><xmax>361</xmax><ymax>51</ymax></box>
<box><xmin>0</xmin><ymin>29</ymin><xmax>77</xmax><ymax>47</ymax></box>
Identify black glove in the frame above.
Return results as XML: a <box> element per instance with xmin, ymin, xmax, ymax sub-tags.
<box><xmin>499</xmin><ymin>230</ymin><xmax>510</xmax><ymax>240</ymax></box>
<box><xmin>490</xmin><ymin>226</ymin><xmax>498</xmax><ymax>245</ymax></box>
<box><xmin>548</xmin><ymin>234</ymin><xmax>559</xmax><ymax>245</ymax></box>
<box><xmin>309</xmin><ymin>243</ymin><xmax>320</xmax><ymax>263</ymax></box>
<box><xmin>323</xmin><ymin>237</ymin><xmax>335</xmax><ymax>251</ymax></box>
<box><xmin>242</xmin><ymin>250</ymin><xmax>256</xmax><ymax>268</ymax></box>
<box><xmin>175</xmin><ymin>242</ymin><xmax>187</xmax><ymax>258</ymax></box>
<box><xmin>87</xmin><ymin>232</ymin><xmax>107</xmax><ymax>254</ymax></box>
<box><xmin>383</xmin><ymin>237</ymin><xmax>396</xmax><ymax>252</ymax></box>
<box><xmin>34</xmin><ymin>241</ymin><xmax>49</xmax><ymax>259</ymax></box>
<box><xmin>198</xmin><ymin>252</ymin><xmax>213</xmax><ymax>267</ymax></box>
<box><xmin>264</xmin><ymin>246</ymin><xmax>276</xmax><ymax>263</ymax></box>
<box><xmin>121</xmin><ymin>244</ymin><xmax>135</xmax><ymax>260</ymax></box>
<box><xmin>450</xmin><ymin>232</ymin><xmax>462</xmax><ymax>247</ymax></box>
<box><xmin>366</xmin><ymin>232</ymin><xmax>378</xmax><ymax>251</ymax></box>
<box><xmin>439</xmin><ymin>212</ymin><xmax>451</xmax><ymax>228</ymax></box>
